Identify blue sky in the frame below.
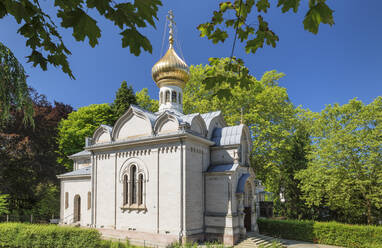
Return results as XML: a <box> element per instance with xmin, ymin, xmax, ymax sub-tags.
<box><xmin>1</xmin><ymin>0</ymin><xmax>381</xmax><ymax>112</ymax></box>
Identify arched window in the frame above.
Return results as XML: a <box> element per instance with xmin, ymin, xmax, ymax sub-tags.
<box><xmin>178</xmin><ymin>93</ymin><xmax>182</xmax><ymax>104</ymax></box>
<box><xmin>130</xmin><ymin>165</ymin><xmax>137</xmax><ymax>204</ymax></box>
<box><xmin>138</xmin><ymin>174</ymin><xmax>144</xmax><ymax>205</ymax></box>
<box><xmin>160</xmin><ymin>91</ymin><xmax>163</xmax><ymax>104</ymax></box>
<box><xmin>171</xmin><ymin>91</ymin><xmax>177</xmax><ymax>103</ymax></box>
<box><xmin>165</xmin><ymin>91</ymin><xmax>170</xmax><ymax>103</ymax></box>
<box><xmin>73</xmin><ymin>195</ymin><xmax>81</xmax><ymax>222</ymax></box>
<box><xmin>123</xmin><ymin>174</ymin><xmax>128</xmax><ymax>205</ymax></box>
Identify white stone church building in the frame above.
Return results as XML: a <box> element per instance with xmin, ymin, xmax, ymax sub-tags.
<box><xmin>58</xmin><ymin>12</ymin><xmax>258</xmax><ymax>246</ymax></box>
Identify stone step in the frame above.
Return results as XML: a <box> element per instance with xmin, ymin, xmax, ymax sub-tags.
<box><xmin>234</xmin><ymin>233</ymin><xmax>285</xmax><ymax>248</ymax></box>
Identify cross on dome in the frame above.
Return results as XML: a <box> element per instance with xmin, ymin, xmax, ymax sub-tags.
<box><xmin>151</xmin><ymin>10</ymin><xmax>189</xmax><ymax>113</ymax></box>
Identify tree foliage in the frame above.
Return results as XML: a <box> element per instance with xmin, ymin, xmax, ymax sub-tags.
<box><xmin>296</xmin><ymin>97</ymin><xmax>382</xmax><ymax>224</ymax></box>
<box><xmin>57</xmin><ymin>103</ymin><xmax>114</xmax><ymax>170</ymax></box>
<box><xmin>198</xmin><ymin>0</ymin><xmax>334</xmax><ymax>54</ymax></box>
<box><xmin>0</xmin><ymin>0</ymin><xmax>161</xmax><ymax>78</ymax></box>
<box><xmin>0</xmin><ymin>0</ymin><xmax>335</xmax><ymax>80</ymax></box>
<box><xmin>197</xmin><ymin>0</ymin><xmax>334</xmax><ymax>98</ymax></box>
<box><xmin>0</xmin><ymin>89</ymin><xmax>72</xmax><ymax>217</ymax></box>
<box><xmin>185</xmin><ymin>58</ymin><xmax>294</xmax><ymax>187</ymax></box>
<box><xmin>0</xmin><ymin>42</ymin><xmax>33</xmax><ymax>124</ymax></box>
<box><xmin>0</xmin><ymin>194</ymin><xmax>9</xmax><ymax>215</ymax></box>
<box><xmin>111</xmin><ymin>81</ymin><xmax>137</xmax><ymax>120</ymax></box>
<box><xmin>136</xmin><ymin>88</ymin><xmax>159</xmax><ymax>113</ymax></box>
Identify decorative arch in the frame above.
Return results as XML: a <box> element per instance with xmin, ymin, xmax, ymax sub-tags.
<box><xmin>189</xmin><ymin>114</ymin><xmax>208</xmax><ymax>137</ymax></box>
<box><xmin>92</xmin><ymin>124</ymin><xmax>112</xmax><ymax>144</ymax></box>
<box><xmin>118</xmin><ymin>157</ymin><xmax>149</xmax><ymax>183</ymax></box>
<box><xmin>119</xmin><ymin>157</ymin><xmax>148</xmax><ymax>209</ymax></box>
<box><xmin>205</xmin><ymin>112</ymin><xmax>227</xmax><ymax>140</ymax></box>
<box><xmin>111</xmin><ymin>106</ymin><xmax>154</xmax><ymax>141</ymax></box>
<box><xmin>154</xmin><ymin>112</ymin><xmax>180</xmax><ymax>135</ymax></box>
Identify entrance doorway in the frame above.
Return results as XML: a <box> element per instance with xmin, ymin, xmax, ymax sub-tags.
<box><xmin>73</xmin><ymin>195</ymin><xmax>81</xmax><ymax>222</ymax></box>
<box><xmin>244</xmin><ymin>207</ymin><xmax>251</xmax><ymax>231</ymax></box>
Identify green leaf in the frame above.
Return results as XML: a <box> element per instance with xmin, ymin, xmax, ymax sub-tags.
<box><xmin>256</xmin><ymin>0</ymin><xmax>270</xmax><ymax>13</ymax></box>
<box><xmin>303</xmin><ymin>2</ymin><xmax>334</xmax><ymax>34</ymax></box>
<box><xmin>58</xmin><ymin>9</ymin><xmax>101</xmax><ymax>47</ymax></box>
<box><xmin>277</xmin><ymin>0</ymin><xmax>301</xmax><ymax>13</ymax></box>
<box><xmin>121</xmin><ymin>28</ymin><xmax>152</xmax><ymax>55</ymax></box>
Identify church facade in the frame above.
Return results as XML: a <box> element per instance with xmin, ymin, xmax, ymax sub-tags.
<box><xmin>58</xmin><ymin>11</ymin><xmax>258</xmax><ymax>246</ymax></box>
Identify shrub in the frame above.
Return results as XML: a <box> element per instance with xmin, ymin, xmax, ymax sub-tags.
<box><xmin>258</xmin><ymin>218</ymin><xmax>382</xmax><ymax>248</ymax></box>
<box><xmin>0</xmin><ymin>223</ymin><xmax>101</xmax><ymax>248</ymax></box>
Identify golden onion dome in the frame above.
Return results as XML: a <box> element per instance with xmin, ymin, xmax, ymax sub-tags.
<box><xmin>151</xmin><ymin>45</ymin><xmax>189</xmax><ymax>89</ymax></box>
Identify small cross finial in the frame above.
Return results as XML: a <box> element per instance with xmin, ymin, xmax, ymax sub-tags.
<box><xmin>167</xmin><ymin>10</ymin><xmax>175</xmax><ymax>47</ymax></box>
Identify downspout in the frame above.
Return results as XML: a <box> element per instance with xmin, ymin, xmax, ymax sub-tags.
<box><xmin>202</xmin><ymin>148</ymin><xmax>206</xmax><ymax>235</ymax></box>
<box><xmin>94</xmin><ymin>154</ymin><xmax>98</xmax><ymax>226</ymax></box>
<box><xmin>114</xmin><ymin>153</ymin><xmax>117</xmax><ymax>229</ymax></box>
<box><xmin>90</xmin><ymin>152</ymin><xmax>94</xmax><ymax>227</ymax></box>
<box><xmin>179</xmin><ymin>139</ymin><xmax>184</xmax><ymax>243</ymax></box>
<box><xmin>157</xmin><ymin>147</ymin><xmax>160</xmax><ymax>233</ymax></box>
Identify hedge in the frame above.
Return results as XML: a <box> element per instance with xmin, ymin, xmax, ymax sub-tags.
<box><xmin>258</xmin><ymin>218</ymin><xmax>382</xmax><ymax>248</ymax></box>
<box><xmin>0</xmin><ymin>223</ymin><xmax>102</xmax><ymax>248</ymax></box>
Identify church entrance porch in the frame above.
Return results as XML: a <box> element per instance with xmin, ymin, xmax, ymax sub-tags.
<box><xmin>244</xmin><ymin>207</ymin><xmax>251</xmax><ymax>231</ymax></box>
<box><xmin>73</xmin><ymin>195</ymin><xmax>81</xmax><ymax>222</ymax></box>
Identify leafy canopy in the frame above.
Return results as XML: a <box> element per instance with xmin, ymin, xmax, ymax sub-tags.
<box><xmin>0</xmin><ymin>42</ymin><xmax>33</xmax><ymax>124</ymax></box>
<box><xmin>0</xmin><ymin>194</ymin><xmax>9</xmax><ymax>215</ymax></box>
<box><xmin>296</xmin><ymin>97</ymin><xmax>382</xmax><ymax>224</ymax></box>
<box><xmin>198</xmin><ymin>0</ymin><xmax>334</xmax><ymax>54</ymax></box>
<box><xmin>136</xmin><ymin>88</ymin><xmax>159</xmax><ymax>113</ymax></box>
<box><xmin>0</xmin><ymin>0</ymin><xmax>161</xmax><ymax>78</ymax></box>
<box><xmin>184</xmin><ymin>58</ymin><xmax>297</xmax><ymax>192</ymax></box>
<box><xmin>0</xmin><ymin>90</ymin><xmax>72</xmax><ymax>216</ymax></box>
<box><xmin>112</xmin><ymin>81</ymin><xmax>137</xmax><ymax>120</ymax></box>
<box><xmin>57</xmin><ymin>103</ymin><xmax>114</xmax><ymax>170</ymax></box>
<box><xmin>197</xmin><ymin>0</ymin><xmax>334</xmax><ymax>98</ymax></box>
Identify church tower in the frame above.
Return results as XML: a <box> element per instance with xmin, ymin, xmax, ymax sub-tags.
<box><xmin>152</xmin><ymin>10</ymin><xmax>189</xmax><ymax>113</ymax></box>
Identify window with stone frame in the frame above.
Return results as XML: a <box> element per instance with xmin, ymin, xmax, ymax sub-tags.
<box><xmin>130</xmin><ymin>165</ymin><xmax>137</xmax><ymax>204</ymax></box>
<box><xmin>65</xmin><ymin>192</ymin><xmax>69</xmax><ymax>209</ymax></box>
<box><xmin>160</xmin><ymin>91</ymin><xmax>163</xmax><ymax>104</ymax></box>
<box><xmin>121</xmin><ymin>164</ymin><xmax>146</xmax><ymax>210</ymax></box>
<box><xmin>138</xmin><ymin>173</ymin><xmax>144</xmax><ymax>205</ymax></box>
<box><xmin>171</xmin><ymin>91</ymin><xmax>177</xmax><ymax>103</ymax></box>
<box><xmin>123</xmin><ymin>174</ymin><xmax>128</xmax><ymax>205</ymax></box>
<box><xmin>87</xmin><ymin>192</ymin><xmax>91</xmax><ymax>210</ymax></box>
<box><xmin>165</xmin><ymin>90</ymin><xmax>170</xmax><ymax>103</ymax></box>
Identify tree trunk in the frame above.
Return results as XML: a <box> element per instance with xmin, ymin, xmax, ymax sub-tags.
<box><xmin>367</xmin><ymin>199</ymin><xmax>372</xmax><ymax>225</ymax></box>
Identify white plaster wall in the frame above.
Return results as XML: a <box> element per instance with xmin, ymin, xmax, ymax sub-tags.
<box><xmin>158</xmin><ymin>143</ymin><xmax>181</xmax><ymax>235</ymax></box>
<box><xmin>205</xmin><ymin>175</ymin><xmax>229</xmax><ymax>214</ymax></box>
<box><xmin>112</xmin><ymin>142</ymin><xmax>182</xmax><ymax>237</ymax></box>
<box><xmin>210</xmin><ymin>148</ymin><xmax>235</xmax><ymax>165</ymax></box>
<box><xmin>184</xmin><ymin>141</ymin><xmax>205</xmax><ymax>233</ymax></box>
<box><xmin>95</xmin><ymin>153</ymin><xmax>115</xmax><ymax>228</ymax></box>
<box><xmin>97</xmin><ymin>132</ymin><xmax>111</xmax><ymax>143</ymax></box>
<box><xmin>117</xmin><ymin>115</ymin><xmax>151</xmax><ymax>141</ymax></box>
<box><xmin>74</xmin><ymin>158</ymin><xmax>91</xmax><ymax>170</ymax></box>
<box><xmin>61</xmin><ymin>178</ymin><xmax>91</xmax><ymax>226</ymax></box>
<box><xmin>115</xmin><ymin>149</ymin><xmax>158</xmax><ymax>233</ymax></box>
<box><xmin>158</xmin><ymin>120</ymin><xmax>178</xmax><ymax>134</ymax></box>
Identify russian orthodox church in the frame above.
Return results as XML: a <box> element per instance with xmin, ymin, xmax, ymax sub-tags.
<box><xmin>58</xmin><ymin>11</ymin><xmax>258</xmax><ymax>246</ymax></box>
